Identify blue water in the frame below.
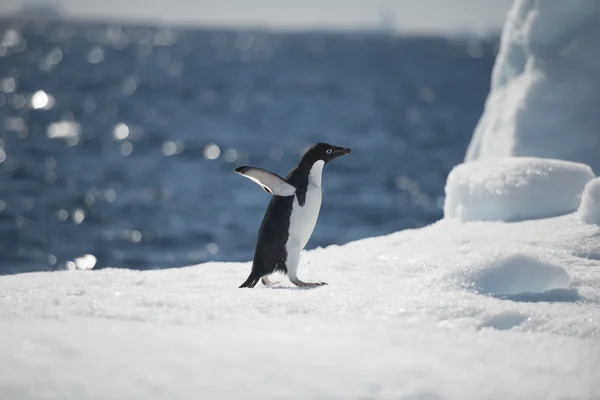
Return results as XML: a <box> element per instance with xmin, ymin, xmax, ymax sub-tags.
<box><xmin>0</xmin><ymin>18</ymin><xmax>497</xmax><ymax>274</ymax></box>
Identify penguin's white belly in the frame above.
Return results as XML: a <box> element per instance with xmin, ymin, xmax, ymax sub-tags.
<box><xmin>285</xmin><ymin>160</ymin><xmax>325</xmax><ymax>253</ymax></box>
<box><xmin>287</xmin><ymin>186</ymin><xmax>322</xmax><ymax>251</ymax></box>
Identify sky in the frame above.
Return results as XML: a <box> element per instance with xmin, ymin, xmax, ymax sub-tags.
<box><xmin>1</xmin><ymin>0</ymin><xmax>514</xmax><ymax>35</ymax></box>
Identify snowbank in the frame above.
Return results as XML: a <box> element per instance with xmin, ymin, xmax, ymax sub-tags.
<box><xmin>578</xmin><ymin>177</ymin><xmax>600</xmax><ymax>224</ymax></box>
<box><xmin>460</xmin><ymin>252</ymin><xmax>578</xmax><ymax>302</ymax></box>
<box><xmin>465</xmin><ymin>0</ymin><xmax>600</xmax><ymax>173</ymax></box>
<box><xmin>443</xmin><ymin>157</ymin><xmax>594</xmax><ymax>222</ymax></box>
<box><xmin>1</xmin><ymin>212</ymin><xmax>600</xmax><ymax>400</ymax></box>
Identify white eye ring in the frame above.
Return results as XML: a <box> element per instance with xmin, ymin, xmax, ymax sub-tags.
<box><xmin>326</xmin><ymin>149</ymin><xmax>333</xmax><ymax>154</ymax></box>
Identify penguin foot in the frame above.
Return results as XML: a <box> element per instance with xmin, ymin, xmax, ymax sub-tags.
<box><xmin>290</xmin><ymin>278</ymin><xmax>328</xmax><ymax>288</ymax></box>
<box><xmin>261</xmin><ymin>276</ymin><xmax>280</xmax><ymax>287</ymax></box>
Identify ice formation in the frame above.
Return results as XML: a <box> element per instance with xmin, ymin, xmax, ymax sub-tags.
<box><xmin>465</xmin><ymin>0</ymin><xmax>600</xmax><ymax>172</ymax></box>
<box><xmin>578</xmin><ymin>177</ymin><xmax>600</xmax><ymax>224</ymax></box>
<box><xmin>443</xmin><ymin>157</ymin><xmax>594</xmax><ymax>222</ymax></box>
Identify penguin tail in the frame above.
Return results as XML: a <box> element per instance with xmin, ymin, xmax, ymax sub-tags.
<box><xmin>239</xmin><ymin>275</ymin><xmax>260</xmax><ymax>288</ymax></box>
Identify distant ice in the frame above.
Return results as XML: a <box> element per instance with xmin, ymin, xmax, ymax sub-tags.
<box><xmin>465</xmin><ymin>0</ymin><xmax>600</xmax><ymax>173</ymax></box>
<box><xmin>444</xmin><ymin>157</ymin><xmax>594</xmax><ymax>222</ymax></box>
<box><xmin>578</xmin><ymin>177</ymin><xmax>600</xmax><ymax>225</ymax></box>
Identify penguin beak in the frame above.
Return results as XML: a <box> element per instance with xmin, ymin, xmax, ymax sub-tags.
<box><xmin>334</xmin><ymin>148</ymin><xmax>352</xmax><ymax>155</ymax></box>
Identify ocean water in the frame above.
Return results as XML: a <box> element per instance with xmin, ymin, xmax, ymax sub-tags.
<box><xmin>0</xmin><ymin>19</ymin><xmax>497</xmax><ymax>274</ymax></box>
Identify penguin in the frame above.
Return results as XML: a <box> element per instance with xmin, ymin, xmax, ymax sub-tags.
<box><xmin>235</xmin><ymin>143</ymin><xmax>351</xmax><ymax>288</ymax></box>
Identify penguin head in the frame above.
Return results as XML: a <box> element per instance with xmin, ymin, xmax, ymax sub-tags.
<box><xmin>301</xmin><ymin>143</ymin><xmax>352</xmax><ymax>165</ymax></box>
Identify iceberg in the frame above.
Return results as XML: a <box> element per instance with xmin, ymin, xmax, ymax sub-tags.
<box><xmin>465</xmin><ymin>0</ymin><xmax>600</xmax><ymax>173</ymax></box>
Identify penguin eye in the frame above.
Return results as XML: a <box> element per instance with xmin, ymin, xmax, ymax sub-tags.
<box><xmin>326</xmin><ymin>149</ymin><xmax>333</xmax><ymax>155</ymax></box>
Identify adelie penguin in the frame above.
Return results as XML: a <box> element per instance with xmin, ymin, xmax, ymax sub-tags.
<box><xmin>235</xmin><ymin>143</ymin><xmax>351</xmax><ymax>288</ymax></box>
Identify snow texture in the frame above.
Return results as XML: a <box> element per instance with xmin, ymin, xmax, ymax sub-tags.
<box><xmin>1</xmin><ymin>213</ymin><xmax>600</xmax><ymax>400</ymax></box>
<box><xmin>579</xmin><ymin>177</ymin><xmax>600</xmax><ymax>225</ymax></box>
<box><xmin>443</xmin><ymin>157</ymin><xmax>594</xmax><ymax>222</ymax></box>
<box><xmin>465</xmin><ymin>0</ymin><xmax>600</xmax><ymax>173</ymax></box>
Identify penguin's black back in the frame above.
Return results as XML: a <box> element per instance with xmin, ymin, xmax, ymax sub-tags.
<box><xmin>238</xmin><ymin>195</ymin><xmax>293</xmax><ymax>287</ymax></box>
<box><xmin>239</xmin><ymin>167</ymin><xmax>310</xmax><ymax>288</ymax></box>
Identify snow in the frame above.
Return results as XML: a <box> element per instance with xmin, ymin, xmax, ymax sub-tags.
<box><xmin>444</xmin><ymin>157</ymin><xmax>594</xmax><ymax>222</ymax></box>
<box><xmin>2</xmin><ymin>211</ymin><xmax>600</xmax><ymax>399</ymax></box>
<box><xmin>465</xmin><ymin>253</ymin><xmax>571</xmax><ymax>297</ymax></box>
<box><xmin>465</xmin><ymin>0</ymin><xmax>600</xmax><ymax>173</ymax></box>
<box><xmin>579</xmin><ymin>177</ymin><xmax>600</xmax><ymax>225</ymax></box>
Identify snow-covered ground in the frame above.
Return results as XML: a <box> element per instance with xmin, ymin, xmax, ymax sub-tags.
<box><xmin>2</xmin><ymin>156</ymin><xmax>600</xmax><ymax>399</ymax></box>
<box><xmin>3</xmin><ymin>0</ymin><xmax>600</xmax><ymax>398</ymax></box>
